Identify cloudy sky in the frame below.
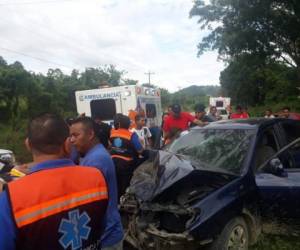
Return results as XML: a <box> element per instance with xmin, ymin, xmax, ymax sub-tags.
<box><xmin>0</xmin><ymin>0</ymin><xmax>224</xmax><ymax>92</ymax></box>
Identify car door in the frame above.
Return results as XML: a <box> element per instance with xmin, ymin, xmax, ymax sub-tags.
<box><xmin>278</xmin><ymin>120</ymin><xmax>300</xmax><ymax>219</ymax></box>
<box><xmin>254</xmin><ymin>125</ymin><xmax>294</xmax><ymax>221</ymax></box>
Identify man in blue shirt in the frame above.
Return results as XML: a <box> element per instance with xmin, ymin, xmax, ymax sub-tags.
<box><xmin>70</xmin><ymin>116</ymin><xmax>124</xmax><ymax>250</ymax></box>
<box><xmin>0</xmin><ymin>113</ymin><xmax>108</xmax><ymax>250</ymax></box>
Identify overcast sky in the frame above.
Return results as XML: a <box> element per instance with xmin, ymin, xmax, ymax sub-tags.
<box><xmin>0</xmin><ymin>0</ymin><xmax>224</xmax><ymax>92</ymax></box>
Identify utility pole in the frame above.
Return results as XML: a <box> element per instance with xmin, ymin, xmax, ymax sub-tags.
<box><xmin>144</xmin><ymin>71</ymin><xmax>155</xmax><ymax>85</ymax></box>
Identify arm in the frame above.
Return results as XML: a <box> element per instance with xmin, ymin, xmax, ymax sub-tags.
<box><xmin>131</xmin><ymin>133</ymin><xmax>144</xmax><ymax>154</ymax></box>
<box><xmin>146</xmin><ymin>128</ymin><xmax>153</xmax><ymax>147</ymax></box>
<box><xmin>191</xmin><ymin>118</ymin><xmax>208</xmax><ymax>127</ymax></box>
<box><xmin>162</xmin><ymin>119</ymin><xmax>171</xmax><ymax>141</ymax></box>
<box><xmin>0</xmin><ymin>191</ymin><xmax>17</xmax><ymax>250</ymax></box>
<box><xmin>184</xmin><ymin>112</ymin><xmax>206</xmax><ymax>127</ymax></box>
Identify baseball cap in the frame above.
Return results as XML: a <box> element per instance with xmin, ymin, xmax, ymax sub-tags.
<box><xmin>195</xmin><ymin>103</ymin><xmax>205</xmax><ymax>112</ymax></box>
<box><xmin>171</xmin><ymin>104</ymin><xmax>181</xmax><ymax>114</ymax></box>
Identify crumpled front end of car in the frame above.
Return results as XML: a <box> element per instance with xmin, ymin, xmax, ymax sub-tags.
<box><xmin>121</xmin><ymin>192</ymin><xmax>199</xmax><ymax>250</ymax></box>
<box><xmin>120</xmin><ymin>151</ymin><xmax>238</xmax><ymax>249</ymax></box>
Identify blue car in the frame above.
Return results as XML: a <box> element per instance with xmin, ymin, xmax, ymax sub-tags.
<box><xmin>121</xmin><ymin>118</ymin><xmax>300</xmax><ymax>250</ymax></box>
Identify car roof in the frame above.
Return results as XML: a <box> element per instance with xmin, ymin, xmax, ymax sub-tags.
<box><xmin>191</xmin><ymin>118</ymin><xmax>299</xmax><ymax>130</ymax></box>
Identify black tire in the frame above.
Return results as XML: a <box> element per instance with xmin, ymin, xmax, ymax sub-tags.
<box><xmin>209</xmin><ymin>217</ymin><xmax>249</xmax><ymax>250</ymax></box>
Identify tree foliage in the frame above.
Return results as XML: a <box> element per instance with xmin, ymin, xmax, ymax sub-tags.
<box><xmin>0</xmin><ymin>58</ymin><xmax>137</xmax><ymax>123</ymax></box>
<box><xmin>190</xmin><ymin>0</ymin><xmax>300</xmax><ymax>68</ymax></box>
<box><xmin>191</xmin><ymin>0</ymin><xmax>300</xmax><ymax>108</ymax></box>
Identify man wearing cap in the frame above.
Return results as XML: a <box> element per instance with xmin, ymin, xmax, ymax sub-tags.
<box><xmin>163</xmin><ymin>104</ymin><xmax>206</xmax><ymax>142</ymax></box>
<box><xmin>190</xmin><ymin>104</ymin><xmax>214</xmax><ymax>127</ymax></box>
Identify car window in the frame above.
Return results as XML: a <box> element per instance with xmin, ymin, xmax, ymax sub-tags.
<box><xmin>281</xmin><ymin>122</ymin><xmax>300</xmax><ymax>169</ymax></box>
<box><xmin>146</xmin><ymin>104</ymin><xmax>157</xmax><ymax>118</ymax></box>
<box><xmin>281</xmin><ymin>122</ymin><xmax>300</xmax><ymax>145</ymax></box>
<box><xmin>168</xmin><ymin>129</ymin><xmax>254</xmax><ymax>175</ymax></box>
<box><xmin>90</xmin><ymin>99</ymin><xmax>116</xmax><ymax>120</ymax></box>
<box><xmin>220</xmin><ymin>109</ymin><xmax>227</xmax><ymax>115</ymax></box>
<box><xmin>254</xmin><ymin>128</ymin><xmax>279</xmax><ymax>170</ymax></box>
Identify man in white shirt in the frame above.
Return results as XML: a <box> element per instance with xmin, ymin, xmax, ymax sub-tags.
<box><xmin>264</xmin><ymin>109</ymin><xmax>275</xmax><ymax>118</ymax></box>
<box><xmin>131</xmin><ymin>115</ymin><xmax>152</xmax><ymax>149</ymax></box>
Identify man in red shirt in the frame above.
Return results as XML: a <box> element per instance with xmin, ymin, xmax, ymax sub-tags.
<box><xmin>230</xmin><ymin>105</ymin><xmax>249</xmax><ymax>119</ymax></box>
<box><xmin>163</xmin><ymin>104</ymin><xmax>205</xmax><ymax>142</ymax></box>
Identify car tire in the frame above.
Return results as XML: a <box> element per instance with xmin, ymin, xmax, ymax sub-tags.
<box><xmin>209</xmin><ymin>217</ymin><xmax>249</xmax><ymax>250</ymax></box>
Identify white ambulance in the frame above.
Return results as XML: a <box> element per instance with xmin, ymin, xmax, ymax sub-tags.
<box><xmin>75</xmin><ymin>85</ymin><xmax>162</xmax><ymax>127</ymax></box>
<box><xmin>209</xmin><ymin>96</ymin><xmax>231</xmax><ymax>120</ymax></box>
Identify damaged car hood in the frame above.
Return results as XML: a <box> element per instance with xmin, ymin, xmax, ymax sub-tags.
<box><xmin>128</xmin><ymin>150</ymin><xmax>236</xmax><ymax>202</ymax></box>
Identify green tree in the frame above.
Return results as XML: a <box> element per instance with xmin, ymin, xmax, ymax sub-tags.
<box><xmin>190</xmin><ymin>0</ymin><xmax>300</xmax><ymax>78</ymax></box>
<box><xmin>220</xmin><ymin>54</ymin><xmax>298</xmax><ymax>106</ymax></box>
<box><xmin>122</xmin><ymin>79</ymin><xmax>138</xmax><ymax>85</ymax></box>
<box><xmin>0</xmin><ymin>62</ymin><xmax>35</xmax><ymax>124</ymax></box>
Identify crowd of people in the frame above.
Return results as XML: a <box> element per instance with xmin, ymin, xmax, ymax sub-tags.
<box><xmin>0</xmin><ymin>102</ymin><xmax>299</xmax><ymax>250</ymax></box>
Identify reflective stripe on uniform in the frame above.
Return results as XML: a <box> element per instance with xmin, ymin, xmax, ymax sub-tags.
<box><xmin>110</xmin><ymin>129</ymin><xmax>132</xmax><ymax>141</ymax></box>
<box><xmin>14</xmin><ymin>186</ymin><xmax>107</xmax><ymax>228</ymax></box>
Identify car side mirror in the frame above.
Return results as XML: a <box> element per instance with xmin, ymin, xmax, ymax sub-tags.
<box><xmin>267</xmin><ymin>158</ymin><xmax>286</xmax><ymax>177</ymax></box>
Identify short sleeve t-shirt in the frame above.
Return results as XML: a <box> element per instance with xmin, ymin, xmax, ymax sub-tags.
<box><xmin>230</xmin><ymin>113</ymin><xmax>249</xmax><ymax>119</ymax></box>
<box><xmin>132</xmin><ymin>127</ymin><xmax>152</xmax><ymax>148</ymax></box>
<box><xmin>163</xmin><ymin>112</ymin><xmax>195</xmax><ymax>133</ymax></box>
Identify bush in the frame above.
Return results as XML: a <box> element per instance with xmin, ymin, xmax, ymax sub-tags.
<box><xmin>248</xmin><ymin>98</ymin><xmax>300</xmax><ymax>117</ymax></box>
<box><xmin>0</xmin><ymin>121</ymin><xmax>32</xmax><ymax>163</ymax></box>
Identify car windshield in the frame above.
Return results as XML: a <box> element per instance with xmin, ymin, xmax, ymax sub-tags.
<box><xmin>168</xmin><ymin>129</ymin><xmax>254</xmax><ymax>175</ymax></box>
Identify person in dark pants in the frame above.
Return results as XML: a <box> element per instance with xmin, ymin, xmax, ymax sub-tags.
<box><xmin>0</xmin><ymin>113</ymin><xmax>108</xmax><ymax>250</ymax></box>
<box><xmin>110</xmin><ymin>114</ymin><xmax>143</xmax><ymax>199</ymax></box>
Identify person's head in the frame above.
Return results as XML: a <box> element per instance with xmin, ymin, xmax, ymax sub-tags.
<box><xmin>282</xmin><ymin>106</ymin><xmax>290</xmax><ymax>118</ymax></box>
<box><xmin>171</xmin><ymin>104</ymin><xmax>181</xmax><ymax>117</ymax></box>
<box><xmin>65</xmin><ymin>117</ymin><xmax>74</xmax><ymax>126</ymax></box>
<box><xmin>167</xmin><ymin>105</ymin><xmax>173</xmax><ymax>115</ymax></box>
<box><xmin>162</xmin><ymin>112</ymin><xmax>169</xmax><ymax>120</ymax></box>
<box><xmin>171</xmin><ymin>104</ymin><xmax>181</xmax><ymax>118</ymax></box>
<box><xmin>135</xmin><ymin>114</ymin><xmax>146</xmax><ymax>129</ymax></box>
<box><xmin>26</xmin><ymin>113</ymin><xmax>70</xmax><ymax>159</ymax></box>
<box><xmin>69</xmin><ymin>116</ymin><xmax>98</xmax><ymax>155</ymax></box>
<box><xmin>114</xmin><ymin>114</ymin><xmax>131</xmax><ymax>130</ymax></box>
<box><xmin>210</xmin><ymin>106</ymin><xmax>217</xmax><ymax>115</ymax></box>
<box><xmin>236</xmin><ymin>105</ymin><xmax>242</xmax><ymax>114</ymax></box>
<box><xmin>194</xmin><ymin>103</ymin><xmax>206</xmax><ymax>119</ymax></box>
<box><xmin>265</xmin><ymin>109</ymin><xmax>272</xmax><ymax>117</ymax></box>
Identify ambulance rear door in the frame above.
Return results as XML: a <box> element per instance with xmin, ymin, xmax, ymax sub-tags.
<box><xmin>137</xmin><ymin>89</ymin><xmax>162</xmax><ymax>127</ymax></box>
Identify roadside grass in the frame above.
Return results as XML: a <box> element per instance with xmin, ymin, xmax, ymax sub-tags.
<box><xmin>251</xmin><ymin>235</ymin><xmax>300</xmax><ymax>250</ymax></box>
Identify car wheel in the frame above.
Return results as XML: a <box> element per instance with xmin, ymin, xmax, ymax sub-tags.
<box><xmin>209</xmin><ymin>217</ymin><xmax>249</xmax><ymax>250</ymax></box>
